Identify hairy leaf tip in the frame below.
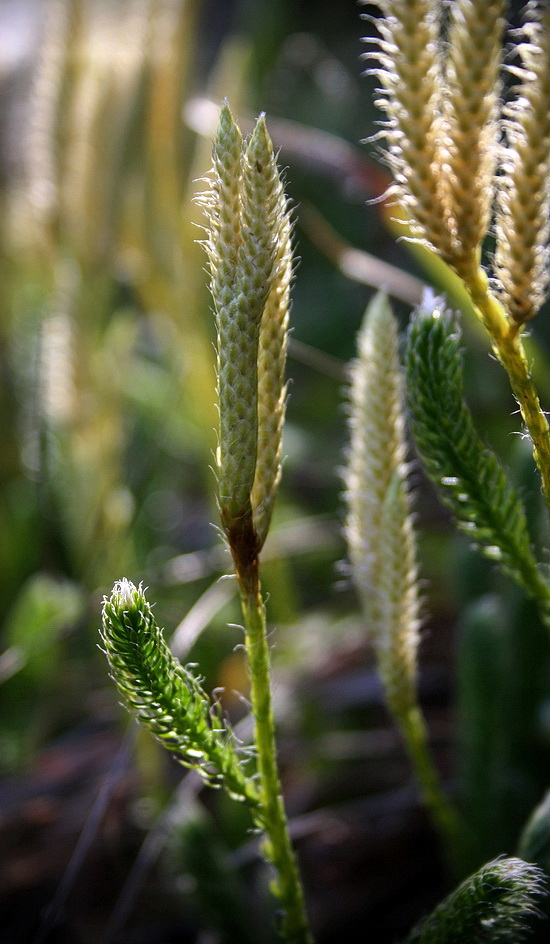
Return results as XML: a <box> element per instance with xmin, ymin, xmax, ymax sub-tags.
<box><xmin>405</xmin><ymin>856</ymin><xmax>546</xmax><ymax>943</ymax></box>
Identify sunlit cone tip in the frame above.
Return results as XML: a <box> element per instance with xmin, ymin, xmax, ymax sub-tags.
<box><xmin>215</xmin><ymin>101</ymin><xmax>241</xmax><ymax>144</ymax></box>
<box><xmin>110</xmin><ymin>577</ymin><xmax>139</xmax><ymax>609</ymax></box>
<box><xmin>362</xmin><ymin>0</ymin><xmax>460</xmax><ymax>264</ymax></box>
<box><xmin>344</xmin><ymin>294</ymin><xmax>420</xmax><ymax>714</ymax></box>
<box><xmin>200</xmin><ymin>105</ymin><xmax>292</xmax><ymax>554</ymax></box>
<box><xmin>442</xmin><ymin>0</ymin><xmax>505</xmax><ymax>261</ymax></box>
<box><xmin>494</xmin><ymin>2</ymin><xmax>550</xmax><ymax>323</ymax></box>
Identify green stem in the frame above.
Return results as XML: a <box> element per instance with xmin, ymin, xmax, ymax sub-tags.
<box><xmin>517</xmin><ymin>556</ymin><xmax>550</xmax><ymax>625</ymax></box>
<box><xmin>239</xmin><ymin>562</ymin><xmax>313</xmax><ymax>944</ymax></box>
<box><xmin>399</xmin><ymin>705</ymin><xmax>464</xmax><ymax>869</ymax></box>
<box><xmin>466</xmin><ymin>265</ymin><xmax>550</xmax><ymax>511</ymax></box>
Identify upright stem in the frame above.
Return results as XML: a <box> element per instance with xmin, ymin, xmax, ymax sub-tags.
<box><xmin>399</xmin><ymin>705</ymin><xmax>464</xmax><ymax>869</ymax></box>
<box><xmin>465</xmin><ymin>265</ymin><xmax>550</xmax><ymax>509</ymax></box>
<box><xmin>239</xmin><ymin>560</ymin><xmax>313</xmax><ymax>944</ymax></box>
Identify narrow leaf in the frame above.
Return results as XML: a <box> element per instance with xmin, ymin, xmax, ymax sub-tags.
<box><xmin>406</xmin><ymin>297</ymin><xmax>550</xmax><ymax>619</ymax></box>
<box><xmin>101</xmin><ymin>580</ymin><xmax>261</xmax><ymax>815</ymax></box>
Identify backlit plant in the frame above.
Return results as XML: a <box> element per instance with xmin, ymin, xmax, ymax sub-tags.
<box><xmin>98</xmin><ymin>1</ymin><xmax>550</xmax><ymax>941</ymax></box>
<box><xmin>102</xmin><ymin>105</ymin><xmax>311</xmax><ymax>943</ymax></box>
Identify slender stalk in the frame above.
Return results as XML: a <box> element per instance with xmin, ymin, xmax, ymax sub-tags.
<box><xmin>202</xmin><ymin>103</ymin><xmax>310</xmax><ymax>941</ymax></box>
<box><xmin>399</xmin><ymin>706</ymin><xmax>463</xmax><ymax>863</ymax></box>
<box><xmin>238</xmin><ymin>557</ymin><xmax>313</xmax><ymax>944</ymax></box>
<box><xmin>464</xmin><ymin>261</ymin><xmax>550</xmax><ymax>510</ymax></box>
<box><xmin>344</xmin><ymin>296</ymin><xmax>464</xmax><ymax>866</ymax></box>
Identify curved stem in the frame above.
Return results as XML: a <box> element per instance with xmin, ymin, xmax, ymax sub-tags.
<box><xmin>399</xmin><ymin>705</ymin><xmax>465</xmax><ymax>870</ymax></box>
<box><xmin>466</xmin><ymin>266</ymin><xmax>550</xmax><ymax>510</ymax></box>
<box><xmin>239</xmin><ymin>562</ymin><xmax>313</xmax><ymax>944</ymax></box>
<box><xmin>516</xmin><ymin>554</ymin><xmax>550</xmax><ymax>626</ymax></box>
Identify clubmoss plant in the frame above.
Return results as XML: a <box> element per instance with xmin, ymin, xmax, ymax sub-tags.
<box><xmin>361</xmin><ymin>2</ymin><xmax>550</xmax><ymax>868</ymax></box>
<box><xmin>102</xmin><ymin>104</ymin><xmax>312</xmax><ymax>944</ymax></box>
<box><xmin>364</xmin><ymin>0</ymin><xmax>550</xmax><ymax>507</ymax></box>
<box><xmin>342</xmin><ymin>291</ymin><xmax>548</xmax><ymax>932</ymax></box>
<box><xmin>344</xmin><ymin>293</ymin><xmax>461</xmax><ymax>857</ymax></box>
<box><xmin>202</xmin><ymin>102</ymin><xmax>310</xmax><ymax>944</ymax></box>
<box><xmin>98</xmin><ymin>4</ymin><xmax>550</xmax><ymax>935</ymax></box>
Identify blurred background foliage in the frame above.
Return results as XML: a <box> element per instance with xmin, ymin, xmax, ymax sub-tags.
<box><xmin>2</xmin><ymin>0</ymin><xmax>550</xmax><ymax>942</ymax></box>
